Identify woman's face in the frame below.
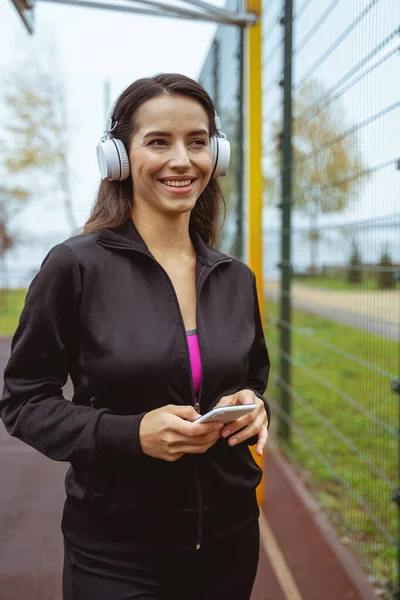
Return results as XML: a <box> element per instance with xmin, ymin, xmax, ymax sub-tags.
<box><xmin>128</xmin><ymin>94</ymin><xmax>213</xmax><ymax>219</ymax></box>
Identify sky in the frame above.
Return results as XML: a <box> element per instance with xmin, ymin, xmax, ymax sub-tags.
<box><xmin>0</xmin><ymin>0</ymin><xmax>227</xmax><ymax>283</ymax></box>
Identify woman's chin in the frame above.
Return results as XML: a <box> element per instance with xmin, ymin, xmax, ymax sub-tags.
<box><xmin>159</xmin><ymin>195</ymin><xmax>197</xmax><ymax>215</ymax></box>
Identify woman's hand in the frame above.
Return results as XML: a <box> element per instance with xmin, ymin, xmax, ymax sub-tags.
<box><xmin>214</xmin><ymin>390</ymin><xmax>269</xmax><ymax>456</ymax></box>
<box><xmin>139</xmin><ymin>404</ymin><xmax>223</xmax><ymax>462</ymax></box>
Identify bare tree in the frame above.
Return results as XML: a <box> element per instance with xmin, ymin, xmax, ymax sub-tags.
<box><xmin>4</xmin><ymin>51</ymin><xmax>77</xmax><ymax>232</ymax></box>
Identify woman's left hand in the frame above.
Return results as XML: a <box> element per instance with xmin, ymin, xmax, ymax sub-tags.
<box><xmin>214</xmin><ymin>390</ymin><xmax>269</xmax><ymax>456</ymax></box>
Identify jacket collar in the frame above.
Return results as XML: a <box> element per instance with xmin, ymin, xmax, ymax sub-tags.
<box><xmin>96</xmin><ymin>218</ymin><xmax>231</xmax><ymax>268</ymax></box>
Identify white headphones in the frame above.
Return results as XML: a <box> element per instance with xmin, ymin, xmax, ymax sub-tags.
<box><xmin>96</xmin><ymin>101</ymin><xmax>231</xmax><ymax>182</ymax></box>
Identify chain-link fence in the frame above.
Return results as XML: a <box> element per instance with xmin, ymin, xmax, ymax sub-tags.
<box><xmin>201</xmin><ymin>0</ymin><xmax>400</xmax><ymax>596</ymax></box>
<box><xmin>264</xmin><ymin>0</ymin><xmax>399</xmax><ymax>597</ymax></box>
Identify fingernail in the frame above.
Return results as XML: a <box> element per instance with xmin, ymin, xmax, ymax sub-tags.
<box><xmin>229</xmin><ymin>438</ymin><xmax>237</xmax><ymax>446</ymax></box>
<box><xmin>223</xmin><ymin>429</ymin><xmax>231</xmax><ymax>438</ymax></box>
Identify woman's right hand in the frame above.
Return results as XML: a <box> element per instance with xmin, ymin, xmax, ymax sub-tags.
<box><xmin>139</xmin><ymin>405</ymin><xmax>223</xmax><ymax>462</ymax></box>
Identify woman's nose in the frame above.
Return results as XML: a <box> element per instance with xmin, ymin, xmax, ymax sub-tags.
<box><xmin>169</xmin><ymin>143</ymin><xmax>191</xmax><ymax>169</ymax></box>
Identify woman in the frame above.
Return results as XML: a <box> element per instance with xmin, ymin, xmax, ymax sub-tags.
<box><xmin>0</xmin><ymin>73</ymin><xmax>270</xmax><ymax>600</ymax></box>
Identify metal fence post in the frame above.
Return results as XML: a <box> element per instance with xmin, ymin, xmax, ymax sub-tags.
<box><xmin>212</xmin><ymin>38</ymin><xmax>220</xmax><ymax>113</ymax></box>
<box><xmin>278</xmin><ymin>0</ymin><xmax>293</xmax><ymax>443</ymax></box>
<box><xmin>236</xmin><ymin>24</ymin><xmax>245</xmax><ymax>262</ymax></box>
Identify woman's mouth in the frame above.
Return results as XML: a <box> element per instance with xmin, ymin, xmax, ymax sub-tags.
<box><xmin>158</xmin><ymin>178</ymin><xmax>197</xmax><ymax>194</ymax></box>
<box><xmin>161</xmin><ymin>179</ymin><xmax>194</xmax><ymax>188</ymax></box>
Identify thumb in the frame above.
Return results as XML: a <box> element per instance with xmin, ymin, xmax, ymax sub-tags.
<box><xmin>215</xmin><ymin>393</ymin><xmax>237</xmax><ymax>408</ymax></box>
<box><xmin>237</xmin><ymin>389</ymin><xmax>256</xmax><ymax>405</ymax></box>
<box><xmin>169</xmin><ymin>404</ymin><xmax>199</xmax><ymax>422</ymax></box>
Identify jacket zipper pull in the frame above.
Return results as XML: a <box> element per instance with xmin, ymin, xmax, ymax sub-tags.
<box><xmin>90</xmin><ymin>397</ymin><xmax>96</xmax><ymax>408</ymax></box>
<box><xmin>194</xmin><ymin>402</ymin><xmax>200</xmax><ymax>413</ymax></box>
<box><xmin>196</xmin><ymin>543</ymin><xmax>201</xmax><ymax>550</ymax></box>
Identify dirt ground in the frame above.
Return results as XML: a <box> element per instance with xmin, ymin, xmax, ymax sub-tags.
<box><xmin>265</xmin><ymin>280</ymin><xmax>400</xmax><ymax>324</ymax></box>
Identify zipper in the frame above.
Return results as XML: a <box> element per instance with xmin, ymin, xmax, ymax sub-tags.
<box><xmin>90</xmin><ymin>396</ymin><xmax>96</xmax><ymax>408</ymax></box>
<box><xmin>194</xmin><ymin>465</ymin><xmax>204</xmax><ymax>550</ymax></box>
<box><xmin>156</xmin><ymin>256</ymin><xmax>232</xmax><ymax>550</ymax></box>
<box><xmin>97</xmin><ymin>240</ymin><xmax>231</xmax><ymax>549</ymax></box>
<box><xmin>192</xmin><ymin>259</ymin><xmax>231</xmax><ymax>550</ymax></box>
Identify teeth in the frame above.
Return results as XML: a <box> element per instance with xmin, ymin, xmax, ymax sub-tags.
<box><xmin>162</xmin><ymin>180</ymin><xmax>192</xmax><ymax>187</ymax></box>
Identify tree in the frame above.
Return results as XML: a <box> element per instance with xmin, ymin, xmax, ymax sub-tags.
<box><xmin>0</xmin><ymin>184</ymin><xmax>29</xmax><ymax>296</ymax></box>
<box><xmin>0</xmin><ymin>124</ymin><xmax>30</xmax><ymax>288</ymax></box>
<box><xmin>264</xmin><ymin>80</ymin><xmax>366</xmax><ymax>272</ymax></box>
<box><xmin>347</xmin><ymin>239</ymin><xmax>362</xmax><ymax>285</ymax></box>
<box><xmin>377</xmin><ymin>246</ymin><xmax>394</xmax><ymax>290</ymax></box>
<box><xmin>4</xmin><ymin>52</ymin><xmax>77</xmax><ymax>231</ymax></box>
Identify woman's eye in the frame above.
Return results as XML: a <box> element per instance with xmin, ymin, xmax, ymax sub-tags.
<box><xmin>192</xmin><ymin>139</ymin><xmax>207</xmax><ymax>146</ymax></box>
<box><xmin>148</xmin><ymin>139</ymin><xmax>167</xmax><ymax>146</ymax></box>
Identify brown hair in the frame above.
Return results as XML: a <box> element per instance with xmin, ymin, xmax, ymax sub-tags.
<box><xmin>83</xmin><ymin>73</ymin><xmax>226</xmax><ymax>246</ymax></box>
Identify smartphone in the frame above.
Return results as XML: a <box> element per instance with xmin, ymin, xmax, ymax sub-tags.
<box><xmin>195</xmin><ymin>404</ymin><xmax>257</xmax><ymax>424</ymax></box>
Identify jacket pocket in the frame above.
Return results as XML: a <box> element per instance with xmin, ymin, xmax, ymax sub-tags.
<box><xmin>77</xmin><ymin>456</ymin><xmax>196</xmax><ymax>516</ymax></box>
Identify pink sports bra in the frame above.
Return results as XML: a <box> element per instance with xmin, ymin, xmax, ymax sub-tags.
<box><xmin>186</xmin><ymin>330</ymin><xmax>202</xmax><ymax>399</ymax></box>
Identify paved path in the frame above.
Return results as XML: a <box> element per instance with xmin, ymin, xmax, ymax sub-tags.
<box><xmin>0</xmin><ymin>339</ymin><xmax>378</xmax><ymax>599</ymax></box>
<box><xmin>265</xmin><ymin>281</ymin><xmax>400</xmax><ymax>340</ymax></box>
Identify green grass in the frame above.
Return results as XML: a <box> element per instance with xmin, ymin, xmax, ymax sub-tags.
<box><xmin>0</xmin><ymin>289</ymin><xmax>26</xmax><ymax>337</ymax></box>
<box><xmin>265</xmin><ymin>298</ymin><xmax>399</xmax><ymax>598</ymax></box>
<box><xmin>294</xmin><ymin>275</ymin><xmax>400</xmax><ymax>291</ymax></box>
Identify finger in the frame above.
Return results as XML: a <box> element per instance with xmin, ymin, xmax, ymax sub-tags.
<box><xmin>227</xmin><ymin>413</ymin><xmax>266</xmax><ymax>446</ymax></box>
<box><xmin>220</xmin><ymin>416</ymin><xmax>249</xmax><ymax>438</ymax></box>
<box><xmin>220</xmin><ymin>406</ymin><xmax>261</xmax><ymax>438</ymax></box>
<box><xmin>179</xmin><ymin>427</ymin><xmax>223</xmax><ymax>446</ymax></box>
<box><xmin>175</xmin><ymin>418</ymin><xmax>223</xmax><ymax>438</ymax></box>
<box><xmin>256</xmin><ymin>427</ymin><xmax>269</xmax><ymax>456</ymax></box>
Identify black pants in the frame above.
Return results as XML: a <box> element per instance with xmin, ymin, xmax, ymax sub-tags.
<box><xmin>63</xmin><ymin>521</ymin><xmax>259</xmax><ymax>600</ymax></box>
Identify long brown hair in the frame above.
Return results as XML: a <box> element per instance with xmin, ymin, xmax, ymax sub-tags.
<box><xmin>84</xmin><ymin>73</ymin><xmax>226</xmax><ymax>246</ymax></box>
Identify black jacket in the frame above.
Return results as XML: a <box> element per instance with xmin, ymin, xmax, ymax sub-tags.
<box><xmin>1</xmin><ymin>219</ymin><xmax>270</xmax><ymax>552</ymax></box>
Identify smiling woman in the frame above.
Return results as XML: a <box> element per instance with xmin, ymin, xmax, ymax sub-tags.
<box><xmin>90</xmin><ymin>73</ymin><xmax>229</xmax><ymax>245</ymax></box>
<box><xmin>0</xmin><ymin>73</ymin><xmax>270</xmax><ymax>600</ymax></box>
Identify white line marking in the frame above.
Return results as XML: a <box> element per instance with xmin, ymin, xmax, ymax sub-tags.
<box><xmin>259</xmin><ymin>509</ymin><xmax>304</xmax><ymax>600</ymax></box>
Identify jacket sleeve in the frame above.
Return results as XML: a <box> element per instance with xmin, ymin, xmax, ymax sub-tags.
<box><xmin>245</xmin><ymin>274</ymin><xmax>271</xmax><ymax>429</ymax></box>
<box><xmin>0</xmin><ymin>243</ymin><xmax>144</xmax><ymax>465</ymax></box>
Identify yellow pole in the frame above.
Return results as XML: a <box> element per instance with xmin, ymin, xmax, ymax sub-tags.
<box><xmin>245</xmin><ymin>0</ymin><xmax>265</xmax><ymax>505</ymax></box>
<box><xmin>246</xmin><ymin>0</ymin><xmax>263</xmax><ymax>309</ymax></box>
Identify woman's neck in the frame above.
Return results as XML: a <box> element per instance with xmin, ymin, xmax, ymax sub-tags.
<box><xmin>131</xmin><ymin>209</ymin><xmax>194</xmax><ymax>261</ymax></box>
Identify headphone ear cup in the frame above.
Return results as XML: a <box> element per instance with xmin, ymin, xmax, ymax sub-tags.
<box><xmin>211</xmin><ymin>136</ymin><xmax>231</xmax><ymax>178</ymax></box>
<box><xmin>113</xmin><ymin>139</ymin><xmax>130</xmax><ymax>180</ymax></box>
<box><xmin>96</xmin><ymin>138</ymin><xmax>130</xmax><ymax>181</ymax></box>
<box><xmin>210</xmin><ymin>135</ymin><xmax>217</xmax><ymax>175</ymax></box>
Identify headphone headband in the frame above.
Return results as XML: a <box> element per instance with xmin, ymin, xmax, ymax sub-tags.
<box><xmin>103</xmin><ymin>99</ymin><xmax>118</xmax><ymax>135</ymax></box>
